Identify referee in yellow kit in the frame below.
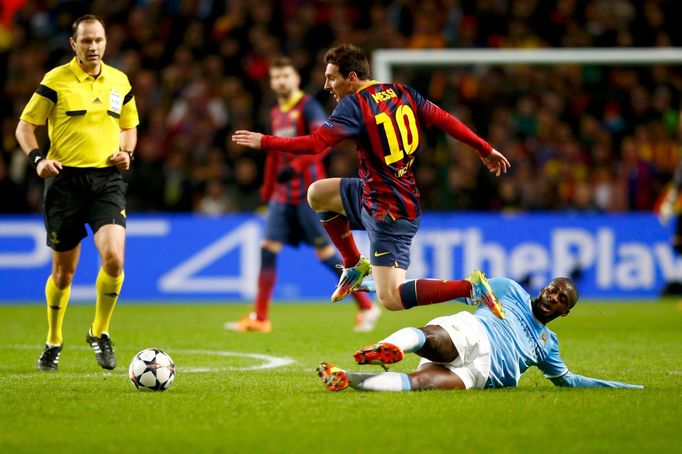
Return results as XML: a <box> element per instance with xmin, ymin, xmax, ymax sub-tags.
<box><xmin>15</xmin><ymin>15</ymin><xmax>139</xmax><ymax>371</ymax></box>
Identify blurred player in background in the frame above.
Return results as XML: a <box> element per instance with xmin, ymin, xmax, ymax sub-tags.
<box><xmin>232</xmin><ymin>44</ymin><xmax>510</xmax><ymax>317</ymax></box>
<box><xmin>225</xmin><ymin>57</ymin><xmax>379</xmax><ymax>333</ymax></box>
<box><xmin>15</xmin><ymin>15</ymin><xmax>138</xmax><ymax>370</ymax></box>
<box><xmin>658</xmin><ymin>156</ymin><xmax>682</xmax><ymax>252</ymax></box>
<box><xmin>657</xmin><ymin>111</ymin><xmax>682</xmax><ymax>294</ymax></box>
<box><xmin>658</xmin><ymin>110</ymin><xmax>682</xmax><ymax>252</ymax></box>
<box><xmin>317</xmin><ymin>275</ymin><xmax>644</xmax><ymax>392</ymax></box>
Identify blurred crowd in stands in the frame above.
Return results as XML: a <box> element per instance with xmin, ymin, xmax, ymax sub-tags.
<box><xmin>1</xmin><ymin>0</ymin><xmax>681</xmax><ymax>214</ymax></box>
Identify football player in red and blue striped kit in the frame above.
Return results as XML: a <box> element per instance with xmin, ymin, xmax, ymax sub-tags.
<box><xmin>225</xmin><ymin>57</ymin><xmax>379</xmax><ymax>333</ymax></box>
<box><xmin>233</xmin><ymin>45</ymin><xmax>510</xmax><ymax>317</ymax></box>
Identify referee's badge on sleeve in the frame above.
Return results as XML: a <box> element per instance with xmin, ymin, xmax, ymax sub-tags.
<box><xmin>109</xmin><ymin>90</ymin><xmax>122</xmax><ymax>113</ymax></box>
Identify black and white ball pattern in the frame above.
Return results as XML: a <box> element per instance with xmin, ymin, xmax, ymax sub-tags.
<box><xmin>128</xmin><ymin>348</ymin><xmax>175</xmax><ymax>391</ymax></box>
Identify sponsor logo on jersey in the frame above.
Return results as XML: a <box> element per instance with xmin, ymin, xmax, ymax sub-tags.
<box><xmin>395</xmin><ymin>156</ymin><xmax>415</xmax><ymax>178</ymax></box>
<box><xmin>273</xmin><ymin>125</ymin><xmax>296</xmax><ymax>138</ymax></box>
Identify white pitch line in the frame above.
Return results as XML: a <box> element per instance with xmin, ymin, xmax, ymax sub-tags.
<box><xmin>1</xmin><ymin>344</ymin><xmax>295</xmax><ymax>373</ymax></box>
<box><xmin>177</xmin><ymin>349</ymin><xmax>295</xmax><ymax>372</ymax></box>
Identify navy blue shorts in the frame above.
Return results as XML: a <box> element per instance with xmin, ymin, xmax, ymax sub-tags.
<box><xmin>340</xmin><ymin>178</ymin><xmax>420</xmax><ymax>269</ymax></box>
<box><xmin>263</xmin><ymin>200</ymin><xmax>331</xmax><ymax>248</ymax></box>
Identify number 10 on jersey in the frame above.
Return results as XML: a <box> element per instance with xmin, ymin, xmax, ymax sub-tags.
<box><xmin>375</xmin><ymin>105</ymin><xmax>420</xmax><ymax>165</ymax></box>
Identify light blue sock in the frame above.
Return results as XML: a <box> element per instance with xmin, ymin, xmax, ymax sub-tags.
<box><xmin>381</xmin><ymin>327</ymin><xmax>426</xmax><ymax>353</ymax></box>
<box><xmin>348</xmin><ymin>372</ymin><xmax>411</xmax><ymax>391</ymax></box>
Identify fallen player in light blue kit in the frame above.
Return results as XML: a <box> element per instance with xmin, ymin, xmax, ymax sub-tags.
<box><xmin>318</xmin><ymin>274</ymin><xmax>644</xmax><ymax>391</ymax></box>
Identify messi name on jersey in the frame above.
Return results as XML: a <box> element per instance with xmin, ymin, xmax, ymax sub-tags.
<box><xmin>370</xmin><ymin>88</ymin><xmax>398</xmax><ymax>104</ymax></box>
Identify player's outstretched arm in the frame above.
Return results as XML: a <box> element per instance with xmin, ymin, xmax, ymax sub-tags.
<box><xmin>232</xmin><ymin>130</ymin><xmax>264</xmax><ymax>150</ymax></box>
<box><xmin>550</xmin><ymin>371</ymin><xmax>643</xmax><ymax>389</ymax></box>
<box><xmin>418</xmin><ymin>101</ymin><xmax>510</xmax><ymax>176</ymax></box>
<box><xmin>233</xmin><ymin>129</ymin><xmax>331</xmax><ymax>156</ymax></box>
<box><xmin>481</xmin><ymin>148</ymin><xmax>511</xmax><ymax>177</ymax></box>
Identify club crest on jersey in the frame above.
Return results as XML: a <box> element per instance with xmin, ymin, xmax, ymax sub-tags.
<box><xmin>540</xmin><ymin>331</ymin><xmax>549</xmax><ymax>346</ymax></box>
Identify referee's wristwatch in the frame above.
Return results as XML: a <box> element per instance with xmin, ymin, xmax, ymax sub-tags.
<box><xmin>123</xmin><ymin>150</ymin><xmax>134</xmax><ymax>161</ymax></box>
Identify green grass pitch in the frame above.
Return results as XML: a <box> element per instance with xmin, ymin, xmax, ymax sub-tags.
<box><xmin>1</xmin><ymin>301</ymin><xmax>681</xmax><ymax>452</ymax></box>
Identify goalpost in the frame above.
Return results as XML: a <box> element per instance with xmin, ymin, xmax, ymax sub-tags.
<box><xmin>372</xmin><ymin>48</ymin><xmax>682</xmax><ymax>82</ymax></box>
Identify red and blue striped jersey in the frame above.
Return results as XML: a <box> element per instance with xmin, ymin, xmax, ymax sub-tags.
<box><xmin>262</xmin><ymin>92</ymin><xmax>328</xmax><ymax>205</ymax></box>
<box><xmin>319</xmin><ymin>82</ymin><xmax>491</xmax><ymax>220</ymax></box>
<box><xmin>261</xmin><ymin>82</ymin><xmax>492</xmax><ymax>220</ymax></box>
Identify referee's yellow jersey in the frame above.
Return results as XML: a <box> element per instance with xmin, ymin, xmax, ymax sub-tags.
<box><xmin>20</xmin><ymin>57</ymin><xmax>139</xmax><ymax>168</ymax></box>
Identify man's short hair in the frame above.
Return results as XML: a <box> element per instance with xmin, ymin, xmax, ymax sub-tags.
<box><xmin>269</xmin><ymin>57</ymin><xmax>296</xmax><ymax>71</ymax></box>
<box><xmin>324</xmin><ymin>44</ymin><xmax>371</xmax><ymax>79</ymax></box>
<box><xmin>71</xmin><ymin>14</ymin><xmax>105</xmax><ymax>39</ymax></box>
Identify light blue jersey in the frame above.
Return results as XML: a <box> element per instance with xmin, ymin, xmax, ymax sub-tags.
<box><xmin>475</xmin><ymin>278</ymin><xmax>568</xmax><ymax>388</ymax></box>
<box><xmin>360</xmin><ymin>276</ymin><xmax>643</xmax><ymax>390</ymax></box>
<box><xmin>473</xmin><ymin>277</ymin><xmax>643</xmax><ymax>389</ymax></box>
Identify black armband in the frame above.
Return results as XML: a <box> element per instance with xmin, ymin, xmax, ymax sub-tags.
<box><xmin>28</xmin><ymin>148</ymin><xmax>45</xmax><ymax>169</ymax></box>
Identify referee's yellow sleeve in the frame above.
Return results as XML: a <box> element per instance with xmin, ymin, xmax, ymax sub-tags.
<box><xmin>20</xmin><ymin>91</ymin><xmax>53</xmax><ymax>126</ymax></box>
<box><xmin>119</xmin><ymin>94</ymin><xmax>139</xmax><ymax>130</ymax></box>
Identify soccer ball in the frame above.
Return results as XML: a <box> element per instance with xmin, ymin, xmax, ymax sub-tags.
<box><xmin>128</xmin><ymin>348</ymin><xmax>175</xmax><ymax>391</ymax></box>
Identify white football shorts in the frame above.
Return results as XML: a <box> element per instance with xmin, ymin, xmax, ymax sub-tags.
<box><xmin>417</xmin><ymin>311</ymin><xmax>491</xmax><ymax>389</ymax></box>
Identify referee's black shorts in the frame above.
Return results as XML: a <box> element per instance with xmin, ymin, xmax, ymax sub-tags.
<box><xmin>43</xmin><ymin>166</ymin><xmax>127</xmax><ymax>252</ymax></box>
